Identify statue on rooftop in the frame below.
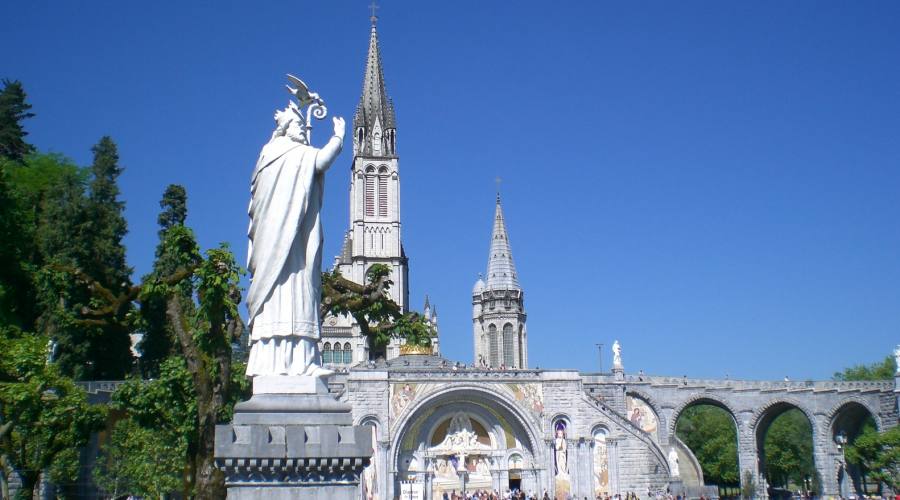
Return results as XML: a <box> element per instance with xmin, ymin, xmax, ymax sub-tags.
<box><xmin>612</xmin><ymin>340</ymin><xmax>623</xmax><ymax>370</ymax></box>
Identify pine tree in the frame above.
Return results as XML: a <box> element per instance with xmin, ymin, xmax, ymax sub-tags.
<box><xmin>39</xmin><ymin>138</ymin><xmax>133</xmax><ymax>379</ymax></box>
<box><xmin>138</xmin><ymin>184</ymin><xmax>189</xmax><ymax>377</ymax></box>
<box><xmin>0</xmin><ymin>79</ymin><xmax>35</xmax><ymax>327</ymax></box>
<box><xmin>84</xmin><ymin>137</ymin><xmax>131</xmax><ymax>295</ymax></box>
<box><xmin>81</xmin><ymin>137</ymin><xmax>133</xmax><ymax>378</ymax></box>
<box><xmin>157</xmin><ymin>184</ymin><xmax>187</xmax><ymax>239</ymax></box>
<box><xmin>0</xmin><ymin>79</ymin><xmax>35</xmax><ymax>162</ymax></box>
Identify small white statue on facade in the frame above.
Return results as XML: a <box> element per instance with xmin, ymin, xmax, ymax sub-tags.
<box><xmin>668</xmin><ymin>447</ymin><xmax>680</xmax><ymax>477</ymax></box>
<box><xmin>245</xmin><ymin>75</ymin><xmax>345</xmax><ymax>382</ymax></box>
<box><xmin>894</xmin><ymin>344</ymin><xmax>900</xmax><ymax>374</ymax></box>
<box><xmin>612</xmin><ymin>340</ymin><xmax>623</xmax><ymax>369</ymax></box>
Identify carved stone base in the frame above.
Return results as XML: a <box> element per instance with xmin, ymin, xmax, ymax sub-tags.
<box><xmin>216</xmin><ymin>422</ymin><xmax>372</xmax><ymax>499</ymax></box>
<box><xmin>216</xmin><ymin>390</ymin><xmax>372</xmax><ymax>499</ymax></box>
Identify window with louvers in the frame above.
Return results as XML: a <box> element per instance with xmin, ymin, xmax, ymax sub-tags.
<box><xmin>503</xmin><ymin>323</ymin><xmax>515</xmax><ymax>367</ymax></box>
<box><xmin>378</xmin><ymin>176</ymin><xmax>388</xmax><ymax>217</ymax></box>
<box><xmin>488</xmin><ymin>324</ymin><xmax>499</xmax><ymax>367</ymax></box>
<box><xmin>343</xmin><ymin>342</ymin><xmax>352</xmax><ymax>364</ymax></box>
<box><xmin>322</xmin><ymin>343</ymin><xmax>332</xmax><ymax>364</ymax></box>
<box><xmin>365</xmin><ymin>176</ymin><xmax>375</xmax><ymax>216</ymax></box>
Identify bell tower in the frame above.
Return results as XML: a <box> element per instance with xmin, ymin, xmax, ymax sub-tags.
<box><xmin>326</xmin><ymin>16</ymin><xmax>415</xmax><ymax>362</ymax></box>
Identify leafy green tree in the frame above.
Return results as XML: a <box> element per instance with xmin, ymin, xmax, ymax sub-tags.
<box><xmin>833</xmin><ymin>355</ymin><xmax>896</xmax><ymax>381</ymax></box>
<box><xmin>0</xmin><ymin>79</ymin><xmax>35</xmax><ymax>162</ymax></box>
<box><xmin>1</xmin><ymin>152</ymin><xmax>84</xmax><ymax>331</ymax></box>
<box><xmin>676</xmin><ymin>405</ymin><xmax>740</xmax><ymax>487</ymax></box>
<box><xmin>86</xmin><ymin>223</ymin><xmax>248</xmax><ymax>498</ymax></box>
<box><xmin>845</xmin><ymin>425</ymin><xmax>900</xmax><ymax>491</ymax></box>
<box><xmin>0</xmin><ymin>327</ymin><xmax>106</xmax><ymax>499</ymax></box>
<box><xmin>322</xmin><ymin>263</ymin><xmax>435</xmax><ymax>357</ymax></box>
<box><xmin>93</xmin><ymin>418</ymin><xmax>184</xmax><ymax>498</ymax></box>
<box><xmin>762</xmin><ymin>409</ymin><xmax>815</xmax><ymax>489</ymax></box>
<box><xmin>95</xmin><ymin>356</ymin><xmax>195</xmax><ymax>497</ymax></box>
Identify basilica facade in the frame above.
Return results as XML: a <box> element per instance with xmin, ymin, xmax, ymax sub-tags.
<box><xmin>324</xmin><ymin>18</ymin><xmax>897</xmax><ymax>500</ymax></box>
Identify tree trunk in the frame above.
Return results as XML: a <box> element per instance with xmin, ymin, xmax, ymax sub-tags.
<box><xmin>193</xmin><ymin>386</ymin><xmax>225</xmax><ymax>500</ymax></box>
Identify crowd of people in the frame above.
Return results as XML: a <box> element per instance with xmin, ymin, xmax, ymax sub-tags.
<box><xmin>438</xmin><ymin>490</ymin><xmax>714</xmax><ymax>500</ymax></box>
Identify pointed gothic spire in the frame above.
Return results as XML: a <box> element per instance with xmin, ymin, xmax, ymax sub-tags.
<box><xmin>354</xmin><ymin>18</ymin><xmax>396</xmax><ymax>156</ymax></box>
<box><xmin>485</xmin><ymin>195</ymin><xmax>520</xmax><ymax>290</ymax></box>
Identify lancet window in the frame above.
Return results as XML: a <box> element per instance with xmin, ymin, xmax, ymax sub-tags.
<box><xmin>488</xmin><ymin>324</ymin><xmax>499</xmax><ymax>367</ymax></box>
<box><xmin>503</xmin><ymin>323</ymin><xmax>515</xmax><ymax>367</ymax></box>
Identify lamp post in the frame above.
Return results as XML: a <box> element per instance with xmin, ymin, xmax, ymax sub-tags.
<box><xmin>835</xmin><ymin>430</ymin><xmax>848</xmax><ymax>498</ymax></box>
<box><xmin>596</xmin><ymin>343</ymin><xmax>604</xmax><ymax>373</ymax></box>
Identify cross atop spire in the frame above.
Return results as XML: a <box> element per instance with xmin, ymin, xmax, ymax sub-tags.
<box><xmin>369</xmin><ymin>0</ymin><xmax>379</xmax><ymax>25</ymax></box>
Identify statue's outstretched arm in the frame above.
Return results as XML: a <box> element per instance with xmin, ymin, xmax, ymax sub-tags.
<box><xmin>316</xmin><ymin>117</ymin><xmax>345</xmax><ymax>173</ymax></box>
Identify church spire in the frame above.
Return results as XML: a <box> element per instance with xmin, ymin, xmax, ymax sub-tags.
<box><xmin>485</xmin><ymin>195</ymin><xmax>520</xmax><ymax>290</ymax></box>
<box><xmin>353</xmin><ymin>16</ymin><xmax>396</xmax><ymax>157</ymax></box>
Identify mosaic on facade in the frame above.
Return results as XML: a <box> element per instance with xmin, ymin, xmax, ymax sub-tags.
<box><xmin>626</xmin><ymin>395</ymin><xmax>659</xmax><ymax>440</ymax></box>
<box><xmin>593</xmin><ymin>428</ymin><xmax>610</xmax><ymax>496</ymax></box>
<box><xmin>507</xmin><ymin>383</ymin><xmax>544</xmax><ymax>417</ymax></box>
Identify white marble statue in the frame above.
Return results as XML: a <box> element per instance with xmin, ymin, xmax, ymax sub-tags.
<box><xmin>431</xmin><ymin>413</ymin><xmax>490</xmax><ymax>453</ymax></box>
<box><xmin>668</xmin><ymin>448</ymin><xmax>680</xmax><ymax>477</ymax></box>
<box><xmin>245</xmin><ymin>76</ymin><xmax>345</xmax><ymax>379</ymax></box>
<box><xmin>894</xmin><ymin>344</ymin><xmax>900</xmax><ymax>374</ymax></box>
<box><xmin>612</xmin><ymin>340</ymin><xmax>623</xmax><ymax>369</ymax></box>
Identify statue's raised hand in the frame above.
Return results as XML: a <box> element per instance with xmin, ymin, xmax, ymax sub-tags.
<box><xmin>333</xmin><ymin>116</ymin><xmax>346</xmax><ymax>140</ymax></box>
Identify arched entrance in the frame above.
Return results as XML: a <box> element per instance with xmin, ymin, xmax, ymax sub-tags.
<box><xmin>674</xmin><ymin>399</ymin><xmax>740</xmax><ymax>497</ymax></box>
<box><xmin>391</xmin><ymin>386</ymin><xmax>544</xmax><ymax>499</ymax></box>
<box><xmin>830</xmin><ymin>401</ymin><xmax>881</xmax><ymax>497</ymax></box>
<box><xmin>754</xmin><ymin>402</ymin><xmax>817</xmax><ymax>499</ymax></box>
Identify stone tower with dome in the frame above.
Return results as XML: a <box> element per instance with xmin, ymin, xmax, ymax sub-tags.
<box><xmin>472</xmin><ymin>195</ymin><xmax>528</xmax><ymax>368</ymax></box>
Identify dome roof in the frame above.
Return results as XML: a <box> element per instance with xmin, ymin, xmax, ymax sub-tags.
<box><xmin>472</xmin><ymin>278</ymin><xmax>486</xmax><ymax>294</ymax></box>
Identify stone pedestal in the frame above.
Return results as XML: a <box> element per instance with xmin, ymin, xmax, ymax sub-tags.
<box><xmin>215</xmin><ymin>376</ymin><xmax>373</xmax><ymax>500</ymax></box>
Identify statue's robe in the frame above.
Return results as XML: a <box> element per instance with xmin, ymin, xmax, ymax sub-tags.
<box><xmin>245</xmin><ymin>134</ymin><xmax>324</xmax><ymax>376</ymax></box>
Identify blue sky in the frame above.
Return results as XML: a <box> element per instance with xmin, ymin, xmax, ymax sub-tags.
<box><xmin>4</xmin><ymin>1</ymin><xmax>899</xmax><ymax>380</ymax></box>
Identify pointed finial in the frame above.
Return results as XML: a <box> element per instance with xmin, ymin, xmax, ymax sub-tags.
<box><xmin>369</xmin><ymin>0</ymin><xmax>379</xmax><ymax>25</ymax></box>
<box><xmin>495</xmin><ymin>176</ymin><xmax>502</xmax><ymax>203</ymax></box>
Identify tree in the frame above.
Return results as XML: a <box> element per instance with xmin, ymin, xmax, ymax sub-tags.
<box><xmin>763</xmin><ymin>409</ymin><xmax>815</xmax><ymax>489</ymax></box>
<box><xmin>1</xmin><ymin>153</ymin><xmax>87</xmax><ymax>335</ymax></box>
<box><xmin>34</xmin><ymin>138</ymin><xmax>134</xmax><ymax>380</ymax></box>
<box><xmin>845</xmin><ymin>425</ymin><xmax>900</xmax><ymax>491</ymax></box>
<box><xmin>86</xmin><ymin>223</ymin><xmax>248</xmax><ymax>498</ymax></box>
<box><xmin>0</xmin><ymin>327</ymin><xmax>106</xmax><ymax>499</ymax></box>
<box><xmin>0</xmin><ymin>80</ymin><xmax>35</xmax><ymax>162</ymax></box>
<box><xmin>93</xmin><ymin>418</ymin><xmax>184</xmax><ymax>498</ymax></box>
<box><xmin>321</xmin><ymin>264</ymin><xmax>435</xmax><ymax>358</ymax></box>
<box><xmin>833</xmin><ymin>355</ymin><xmax>896</xmax><ymax>381</ymax></box>
<box><xmin>137</xmin><ymin>185</ymin><xmax>189</xmax><ymax>377</ymax></box>
<box><xmin>94</xmin><ymin>356</ymin><xmax>195</xmax><ymax>497</ymax></box>
<box><xmin>157</xmin><ymin>184</ymin><xmax>187</xmax><ymax>236</ymax></box>
<box><xmin>676</xmin><ymin>405</ymin><xmax>740</xmax><ymax>488</ymax></box>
